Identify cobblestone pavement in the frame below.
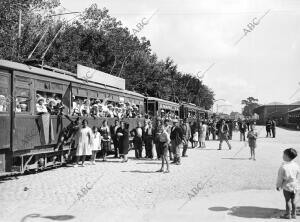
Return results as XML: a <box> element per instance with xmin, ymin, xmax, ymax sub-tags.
<box><xmin>0</xmin><ymin>126</ymin><xmax>299</xmax><ymax>222</ymax></box>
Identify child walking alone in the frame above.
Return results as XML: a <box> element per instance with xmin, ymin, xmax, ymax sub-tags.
<box><xmin>247</xmin><ymin>124</ymin><xmax>258</xmax><ymax>161</ymax></box>
<box><xmin>276</xmin><ymin>148</ymin><xmax>300</xmax><ymax>219</ymax></box>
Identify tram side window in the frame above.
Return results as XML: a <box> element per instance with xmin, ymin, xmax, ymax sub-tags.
<box><xmin>0</xmin><ymin>87</ymin><xmax>9</xmax><ymax>112</ymax></box>
<box><xmin>36</xmin><ymin>91</ymin><xmax>63</xmax><ymax>115</ymax></box>
<box><xmin>72</xmin><ymin>96</ymin><xmax>89</xmax><ymax>117</ymax></box>
<box><xmin>15</xmin><ymin>88</ymin><xmax>30</xmax><ymax>113</ymax></box>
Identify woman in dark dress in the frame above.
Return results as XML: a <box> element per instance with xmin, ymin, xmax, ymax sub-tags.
<box><xmin>117</xmin><ymin>121</ymin><xmax>129</xmax><ymax>162</ymax></box>
<box><xmin>99</xmin><ymin>120</ymin><xmax>111</xmax><ymax>161</ymax></box>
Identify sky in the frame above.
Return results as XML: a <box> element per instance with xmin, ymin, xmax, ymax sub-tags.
<box><xmin>60</xmin><ymin>0</ymin><xmax>300</xmax><ymax>114</ymax></box>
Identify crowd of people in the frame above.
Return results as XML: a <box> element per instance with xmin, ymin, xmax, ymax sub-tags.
<box><xmin>57</xmin><ymin>116</ymin><xmax>263</xmax><ymax>172</ymax></box>
<box><xmin>71</xmin><ymin>97</ymin><xmax>142</xmax><ymax>118</ymax></box>
<box><xmin>48</xmin><ymin>114</ymin><xmax>300</xmax><ymax>218</ymax></box>
<box><xmin>34</xmin><ymin>94</ymin><xmax>143</xmax><ymax>118</ymax></box>
<box><xmin>266</xmin><ymin>118</ymin><xmax>277</xmax><ymax>138</ymax></box>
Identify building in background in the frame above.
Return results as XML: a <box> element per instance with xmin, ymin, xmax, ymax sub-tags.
<box><xmin>253</xmin><ymin>101</ymin><xmax>300</xmax><ymax>128</ymax></box>
<box><xmin>287</xmin><ymin>107</ymin><xmax>300</xmax><ymax>129</ymax></box>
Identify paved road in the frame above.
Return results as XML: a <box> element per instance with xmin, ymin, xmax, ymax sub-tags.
<box><xmin>0</xmin><ymin>126</ymin><xmax>299</xmax><ymax>222</ymax></box>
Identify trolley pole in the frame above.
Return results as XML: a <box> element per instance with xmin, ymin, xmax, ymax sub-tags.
<box><xmin>17</xmin><ymin>9</ymin><xmax>22</xmax><ymax>60</ymax></box>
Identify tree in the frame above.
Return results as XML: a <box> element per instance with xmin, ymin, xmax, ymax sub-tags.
<box><xmin>241</xmin><ymin>97</ymin><xmax>260</xmax><ymax>117</ymax></box>
<box><xmin>0</xmin><ymin>0</ymin><xmax>60</xmax><ymax>61</ymax></box>
<box><xmin>0</xmin><ymin>2</ymin><xmax>215</xmax><ymax>110</ymax></box>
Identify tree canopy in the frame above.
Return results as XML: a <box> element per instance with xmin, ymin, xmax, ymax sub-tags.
<box><xmin>241</xmin><ymin>97</ymin><xmax>260</xmax><ymax>117</ymax></box>
<box><xmin>0</xmin><ymin>1</ymin><xmax>215</xmax><ymax>109</ymax></box>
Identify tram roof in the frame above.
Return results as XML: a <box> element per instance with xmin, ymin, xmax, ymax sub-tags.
<box><xmin>181</xmin><ymin>102</ymin><xmax>206</xmax><ymax>111</ymax></box>
<box><xmin>147</xmin><ymin>97</ymin><xmax>179</xmax><ymax>106</ymax></box>
<box><xmin>288</xmin><ymin>107</ymin><xmax>300</xmax><ymax>113</ymax></box>
<box><xmin>0</xmin><ymin>60</ymin><xmax>144</xmax><ymax>98</ymax></box>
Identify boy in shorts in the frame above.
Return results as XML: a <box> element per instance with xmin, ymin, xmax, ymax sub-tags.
<box><xmin>276</xmin><ymin>148</ymin><xmax>300</xmax><ymax>219</ymax></box>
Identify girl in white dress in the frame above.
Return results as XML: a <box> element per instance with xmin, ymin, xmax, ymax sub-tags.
<box><xmin>74</xmin><ymin>119</ymin><xmax>92</xmax><ymax>167</ymax></box>
<box><xmin>199</xmin><ymin>121</ymin><xmax>207</xmax><ymax>148</ymax></box>
<box><xmin>90</xmin><ymin>126</ymin><xmax>101</xmax><ymax>164</ymax></box>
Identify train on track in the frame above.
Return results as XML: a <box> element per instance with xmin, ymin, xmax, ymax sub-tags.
<box><xmin>0</xmin><ymin>60</ymin><xmax>213</xmax><ymax>174</ymax></box>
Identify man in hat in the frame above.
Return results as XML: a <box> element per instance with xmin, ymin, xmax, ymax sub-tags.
<box><xmin>180</xmin><ymin>118</ymin><xmax>191</xmax><ymax>157</ymax></box>
<box><xmin>107</xmin><ymin>104</ymin><xmax>114</xmax><ymax>117</ymax></box>
<box><xmin>110</xmin><ymin>119</ymin><xmax>120</xmax><ymax>158</ymax></box>
<box><xmin>131</xmin><ymin>122</ymin><xmax>144</xmax><ymax>158</ymax></box>
<box><xmin>170</xmin><ymin>119</ymin><xmax>183</xmax><ymax>165</ymax></box>
<box><xmin>144</xmin><ymin>120</ymin><xmax>154</xmax><ymax>159</ymax></box>
<box><xmin>239</xmin><ymin>120</ymin><xmax>247</xmax><ymax>141</ymax></box>
<box><xmin>36</xmin><ymin>97</ymin><xmax>48</xmax><ymax>114</ymax></box>
<box><xmin>266</xmin><ymin>118</ymin><xmax>272</xmax><ymax>137</ymax></box>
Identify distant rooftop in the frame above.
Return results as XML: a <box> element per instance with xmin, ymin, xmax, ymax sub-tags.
<box><xmin>266</xmin><ymin>102</ymin><xmax>286</xmax><ymax>105</ymax></box>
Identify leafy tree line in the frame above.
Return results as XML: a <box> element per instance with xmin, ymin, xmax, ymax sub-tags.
<box><xmin>0</xmin><ymin>0</ymin><xmax>215</xmax><ymax>109</ymax></box>
<box><xmin>241</xmin><ymin>97</ymin><xmax>260</xmax><ymax>117</ymax></box>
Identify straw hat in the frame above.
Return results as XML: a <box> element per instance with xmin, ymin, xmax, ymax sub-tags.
<box><xmin>37</xmin><ymin>97</ymin><xmax>45</xmax><ymax>103</ymax></box>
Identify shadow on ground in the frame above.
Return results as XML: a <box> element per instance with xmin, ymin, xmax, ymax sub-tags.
<box><xmin>221</xmin><ymin>158</ymin><xmax>250</xmax><ymax>160</ymax></box>
<box><xmin>209</xmin><ymin>206</ymin><xmax>283</xmax><ymax>219</ymax></box>
<box><xmin>136</xmin><ymin>162</ymin><xmax>161</xmax><ymax>165</ymax></box>
<box><xmin>20</xmin><ymin>214</ymin><xmax>75</xmax><ymax>222</ymax></box>
<box><xmin>121</xmin><ymin>170</ymin><xmax>159</xmax><ymax>174</ymax></box>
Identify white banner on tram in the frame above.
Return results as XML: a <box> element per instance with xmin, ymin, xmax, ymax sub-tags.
<box><xmin>77</xmin><ymin>64</ymin><xmax>125</xmax><ymax>90</ymax></box>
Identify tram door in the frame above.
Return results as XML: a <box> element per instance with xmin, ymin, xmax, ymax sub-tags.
<box><xmin>147</xmin><ymin>101</ymin><xmax>157</xmax><ymax>117</ymax></box>
<box><xmin>0</xmin><ymin>69</ymin><xmax>11</xmax><ymax>172</ymax></box>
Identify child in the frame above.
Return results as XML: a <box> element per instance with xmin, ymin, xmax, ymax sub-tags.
<box><xmin>90</xmin><ymin>126</ymin><xmax>101</xmax><ymax>164</ymax></box>
<box><xmin>247</xmin><ymin>124</ymin><xmax>258</xmax><ymax>161</ymax></box>
<box><xmin>276</xmin><ymin>148</ymin><xmax>300</xmax><ymax>219</ymax></box>
<box><xmin>157</xmin><ymin>124</ymin><xmax>170</xmax><ymax>173</ymax></box>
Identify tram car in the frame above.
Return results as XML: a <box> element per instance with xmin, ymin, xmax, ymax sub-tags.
<box><xmin>145</xmin><ymin>97</ymin><xmax>180</xmax><ymax>120</ymax></box>
<box><xmin>287</xmin><ymin>107</ymin><xmax>300</xmax><ymax>130</ymax></box>
<box><xmin>179</xmin><ymin>102</ymin><xmax>206</xmax><ymax>121</ymax></box>
<box><xmin>0</xmin><ymin>59</ymin><xmax>216</xmax><ymax>174</ymax></box>
<box><xmin>0</xmin><ymin>60</ymin><xmax>145</xmax><ymax>174</ymax></box>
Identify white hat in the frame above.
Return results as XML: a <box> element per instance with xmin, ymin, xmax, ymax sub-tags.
<box><xmin>37</xmin><ymin>97</ymin><xmax>45</xmax><ymax>103</ymax></box>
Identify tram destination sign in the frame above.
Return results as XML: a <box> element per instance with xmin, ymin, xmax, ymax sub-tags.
<box><xmin>77</xmin><ymin>64</ymin><xmax>126</xmax><ymax>90</ymax></box>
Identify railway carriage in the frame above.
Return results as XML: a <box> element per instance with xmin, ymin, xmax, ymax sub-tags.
<box><xmin>145</xmin><ymin>97</ymin><xmax>180</xmax><ymax>120</ymax></box>
<box><xmin>0</xmin><ymin>60</ymin><xmax>145</xmax><ymax>174</ymax></box>
<box><xmin>0</xmin><ymin>60</ymin><xmax>216</xmax><ymax>174</ymax></box>
<box><xmin>287</xmin><ymin>107</ymin><xmax>300</xmax><ymax>130</ymax></box>
<box><xmin>179</xmin><ymin>102</ymin><xmax>206</xmax><ymax>121</ymax></box>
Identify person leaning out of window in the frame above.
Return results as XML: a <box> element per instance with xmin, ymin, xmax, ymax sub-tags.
<box><xmin>36</xmin><ymin>97</ymin><xmax>48</xmax><ymax>115</ymax></box>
